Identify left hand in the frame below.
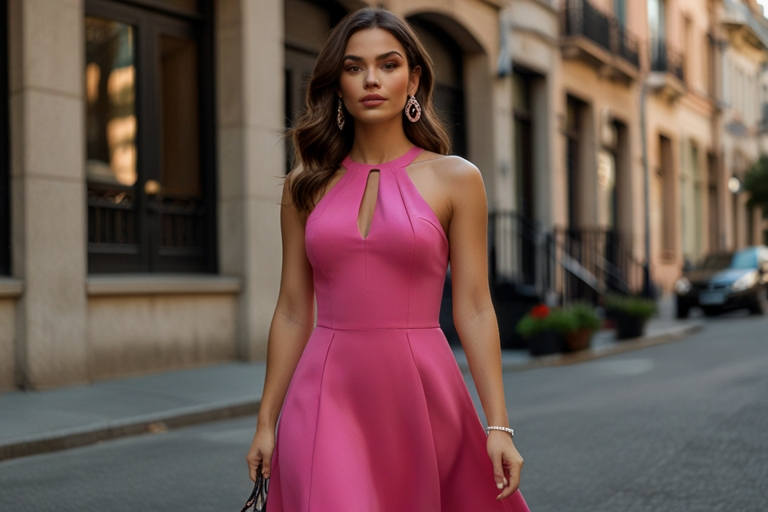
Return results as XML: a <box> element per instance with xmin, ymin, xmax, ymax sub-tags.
<box><xmin>486</xmin><ymin>431</ymin><xmax>524</xmax><ymax>500</ymax></box>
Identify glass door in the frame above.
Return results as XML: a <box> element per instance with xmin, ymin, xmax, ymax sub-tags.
<box><xmin>85</xmin><ymin>0</ymin><xmax>214</xmax><ymax>273</ymax></box>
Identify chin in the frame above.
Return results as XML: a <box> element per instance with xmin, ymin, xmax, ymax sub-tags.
<box><xmin>351</xmin><ymin>110</ymin><xmax>401</xmax><ymax>125</ymax></box>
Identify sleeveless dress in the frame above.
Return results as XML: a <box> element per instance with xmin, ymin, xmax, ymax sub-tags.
<box><xmin>267</xmin><ymin>145</ymin><xmax>529</xmax><ymax>511</ymax></box>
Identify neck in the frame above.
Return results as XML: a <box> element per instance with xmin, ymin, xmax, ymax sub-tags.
<box><xmin>349</xmin><ymin>117</ymin><xmax>413</xmax><ymax>164</ymax></box>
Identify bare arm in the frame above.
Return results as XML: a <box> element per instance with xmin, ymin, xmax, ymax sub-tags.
<box><xmin>247</xmin><ymin>169</ymin><xmax>315</xmax><ymax>480</ymax></box>
<box><xmin>446</xmin><ymin>160</ymin><xmax>523</xmax><ymax>500</ymax></box>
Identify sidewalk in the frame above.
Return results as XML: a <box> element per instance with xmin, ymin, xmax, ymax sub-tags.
<box><xmin>0</xmin><ymin>295</ymin><xmax>700</xmax><ymax>462</ymax></box>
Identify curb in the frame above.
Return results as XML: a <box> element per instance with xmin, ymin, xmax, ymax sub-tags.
<box><xmin>457</xmin><ymin>323</ymin><xmax>703</xmax><ymax>374</ymax></box>
<box><xmin>0</xmin><ymin>399</ymin><xmax>260</xmax><ymax>463</ymax></box>
<box><xmin>1</xmin><ymin>323</ymin><xmax>702</xmax><ymax>463</ymax></box>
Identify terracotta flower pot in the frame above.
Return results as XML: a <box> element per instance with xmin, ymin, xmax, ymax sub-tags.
<box><xmin>564</xmin><ymin>328</ymin><xmax>593</xmax><ymax>353</ymax></box>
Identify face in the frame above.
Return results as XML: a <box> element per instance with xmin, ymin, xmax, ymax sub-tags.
<box><xmin>338</xmin><ymin>27</ymin><xmax>421</xmax><ymax>126</ymax></box>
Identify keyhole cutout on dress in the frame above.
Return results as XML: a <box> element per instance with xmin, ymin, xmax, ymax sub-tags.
<box><xmin>357</xmin><ymin>169</ymin><xmax>380</xmax><ymax>240</ymax></box>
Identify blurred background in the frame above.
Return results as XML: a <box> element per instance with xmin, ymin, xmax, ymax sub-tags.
<box><xmin>2</xmin><ymin>0</ymin><xmax>768</xmax><ymax>392</ymax></box>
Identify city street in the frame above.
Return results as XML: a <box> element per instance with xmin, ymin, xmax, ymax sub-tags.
<box><xmin>1</xmin><ymin>312</ymin><xmax>767</xmax><ymax>511</ymax></box>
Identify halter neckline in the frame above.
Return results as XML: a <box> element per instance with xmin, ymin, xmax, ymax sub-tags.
<box><xmin>343</xmin><ymin>145</ymin><xmax>423</xmax><ymax>169</ymax></box>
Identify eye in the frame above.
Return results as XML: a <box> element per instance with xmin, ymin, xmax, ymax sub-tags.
<box><xmin>382</xmin><ymin>62</ymin><xmax>397</xmax><ymax>70</ymax></box>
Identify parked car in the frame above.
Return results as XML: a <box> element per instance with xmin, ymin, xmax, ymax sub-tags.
<box><xmin>675</xmin><ymin>246</ymin><xmax>768</xmax><ymax>318</ymax></box>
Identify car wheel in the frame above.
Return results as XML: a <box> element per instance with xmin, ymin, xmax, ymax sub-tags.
<box><xmin>702</xmin><ymin>306</ymin><xmax>721</xmax><ymax>317</ymax></box>
<box><xmin>748</xmin><ymin>287</ymin><xmax>768</xmax><ymax>316</ymax></box>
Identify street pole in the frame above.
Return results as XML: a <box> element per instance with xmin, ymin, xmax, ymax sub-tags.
<box><xmin>640</xmin><ymin>78</ymin><xmax>653</xmax><ymax>298</ymax></box>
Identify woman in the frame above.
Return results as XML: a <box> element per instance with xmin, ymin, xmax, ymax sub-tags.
<box><xmin>246</xmin><ymin>7</ymin><xmax>529</xmax><ymax>511</ymax></box>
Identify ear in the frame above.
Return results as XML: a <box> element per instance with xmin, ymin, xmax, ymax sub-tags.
<box><xmin>408</xmin><ymin>65</ymin><xmax>422</xmax><ymax>96</ymax></box>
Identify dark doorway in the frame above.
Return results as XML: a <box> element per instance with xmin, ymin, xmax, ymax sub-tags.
<box><xmin>513</xmin><ymin>70</ymin><xmax>535</xmax><ymax>285</ymax></box>
<box><xmin>85</xmin><ymin>0</ymin><xmax>216</xmax><ymax>273</ymax></box>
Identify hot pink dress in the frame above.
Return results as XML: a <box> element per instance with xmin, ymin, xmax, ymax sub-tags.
<box><xmin>267</xmin><ymin>146</ymin><xmax>529</xmax><ymax>511</ymax></box>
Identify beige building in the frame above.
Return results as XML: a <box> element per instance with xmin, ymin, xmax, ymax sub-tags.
<box><xmin>719</xmin><ymin>0</ymin><xmax>768</xmax><ymax>250</ymax></box>
<box><xmin>3</xmin><ymin>0</ymin><xmax>767</xmax><ymax>392</ymax></box>
<box><xmin>0</xmin><ymin>0</ymin><xmax>513</xmax><ymax>392</ymax></box>
<box><xmin>642</xmin><ymin>0</ymin><xmax>720</xmax><ymax>290</ymax></box>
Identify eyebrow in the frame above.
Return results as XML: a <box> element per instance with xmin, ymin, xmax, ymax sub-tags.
<box><xmin>342</xmin><ymin>51</ymin><xmax>404</xmax><ymax>62</ymax></box>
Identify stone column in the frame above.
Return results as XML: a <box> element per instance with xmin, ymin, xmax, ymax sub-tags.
<box><xmin>9</xmin><ymin>0</ymin><xmax>88</xmax><ymax>389</ymax></box>
<box><xmin>216</xmin><ymin>0</ymin><xmax>285</xmax><ymax>360</ymax></box>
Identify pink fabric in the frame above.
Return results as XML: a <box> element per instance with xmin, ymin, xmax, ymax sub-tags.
<box><xmin>268</xmin><ymin>146</ymin><xmax>529</xmax><ymax>511</ymax></box>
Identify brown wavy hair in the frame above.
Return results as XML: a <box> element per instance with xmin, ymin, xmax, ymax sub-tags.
<box><xmin>288</xmin><ymin>7</ymin><xmax>452</xmax><ymax>213</ymax></box>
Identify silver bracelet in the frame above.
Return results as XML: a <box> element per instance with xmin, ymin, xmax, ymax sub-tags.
<box><xmin>485</xmin><ymin>426</ymin><xmax>514</xmax><ymax>438</ymax></box>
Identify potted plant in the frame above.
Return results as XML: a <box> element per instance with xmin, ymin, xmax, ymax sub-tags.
<box><xmin>563</xmin><ymin>302</ymin><xmax>601</xmax><ymax>352</ymax></box>
<box><xmin>604</xmin><ymin>294</ymin><xmax>656</xmax><ymax>340</ymax></box>
<box><xmin>515</xmin><ymin>304</ymin><xmax>576</xmax><ymax>356</ymax></box>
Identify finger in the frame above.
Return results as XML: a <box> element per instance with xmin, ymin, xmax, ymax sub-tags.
<box><xmin>246</xmin><ymin>453</ymin><xmax>262</xmax><ymax>482</ymax></box>
<box><xmin>491</xmin><ymin>453</ymin><xmax>507</xmax><ymax>490</ymax></box>
<box><xmin>497</xmin><ymin>462</ymin><xmax>521</xmax><ymax>499</ymax></box>
<box><xmin>262</xmin><ymin>456</ymin><xmax>272</xmax><ymax>479</ymax></box>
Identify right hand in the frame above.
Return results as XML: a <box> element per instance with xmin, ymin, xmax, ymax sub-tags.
<box><xmin>246</xmin><ymin>428</ymin><xmax>276</xmax><ymax>481</ymax></box>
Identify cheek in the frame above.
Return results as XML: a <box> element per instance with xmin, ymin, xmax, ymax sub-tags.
<box><xmin>389</xmin><ymin>72</ymin><xmax>410</xmax><ymax>94</ymax></box>
<box><xmin>338</xmin><ymin>75</ymin><xmax>355</xmax><ymax>97</ymax></box>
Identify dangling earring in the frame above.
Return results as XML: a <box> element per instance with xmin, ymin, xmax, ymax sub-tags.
<box><xmin>404</xmin><ymin>95</ymin><xmax>421</xmax><ymax>123</ymax></box>
<box><xmin>336</xmin><ymin>98</ymin><xmax>345</xmax><ymax>130</ymax></box>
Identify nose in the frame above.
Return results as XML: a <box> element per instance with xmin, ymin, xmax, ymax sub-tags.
<box><xmin>364</xmin><ymin>69</ymin><xmax>379</xmax><ymax>88</ymax></box>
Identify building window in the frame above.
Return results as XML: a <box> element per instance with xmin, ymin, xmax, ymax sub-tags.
<box><xmin>614</xmin><ymin>0</ymin><xmax>626</xmax><ymax>28</ymax></box>
<box><xmin>707</xmin><ymin>152</ymin><xmax>720</xmax><ymax>251</ymax></box>
<box><xmin>565</xmin><ymin>95</ymin><xmax>586</xmax><ymax>229</ymax></box>
<box><xmin>0</xmin><ymin>0</ymin><xmax>8</xmax><ymax>275</ymax></box>
<box><xmin>85</xmin><ymin>0</ymin><xmax>216</xmax><ymax>273</ymax></box>
<box><xmin>659</xmin><ymin>134</ymin><xmax>676</xmax><ymax>255</ymax></box>
<box><xmin>648</xmin><ymin>0</ymin><xmax>666</xmax><ymax>63</ymax></box>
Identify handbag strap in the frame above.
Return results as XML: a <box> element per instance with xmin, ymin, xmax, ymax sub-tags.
<box><xmin>241</xmin><ymin>465</ymin><xmax>269</xmax><ymax>512</ymax></box>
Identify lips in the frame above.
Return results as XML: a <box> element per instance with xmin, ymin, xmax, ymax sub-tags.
<box><xmin>361</xmin><ymin>94</ymin><xmax>386</xmax><ymax>107</ymax></box>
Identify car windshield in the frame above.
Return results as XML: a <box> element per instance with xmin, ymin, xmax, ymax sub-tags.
<box><xmin>730</xmin><ymin>250</ymin><xmax>757</xmax><ymax>269</ymax></box>
<box><xmin>698</xmin><ymin>250</ymin><xmax>756</xmax><ymax>270</ymax></box>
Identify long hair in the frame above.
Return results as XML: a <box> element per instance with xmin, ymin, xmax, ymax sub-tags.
<box><xmin>288</xmin><ymin>7</ymin><xmax>452</xmax><ymax>212</ymax></box>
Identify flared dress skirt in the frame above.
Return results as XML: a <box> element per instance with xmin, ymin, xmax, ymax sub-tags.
<box><xmin>266</xmin><ymin>146</ymin><xmax>529</xmax><ymax>511</ymax></box>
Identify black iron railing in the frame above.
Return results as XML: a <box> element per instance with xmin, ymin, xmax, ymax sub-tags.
<box><xmin>650</xmin><ymin>38</ymin><xmax>684</xmax><ymax>82</ymax></box>
<box><xmin>562</xmin><ymin>0</ymin><xmax>640</xmax><ymax>68</ymax></box>
<box><xmin>488</xmin><ymin>211</ymin><xmax>644</xmax><ymax>305</ymax></box>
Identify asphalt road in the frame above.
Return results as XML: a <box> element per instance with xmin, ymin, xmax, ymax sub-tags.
<box><xmin>1</xmin><ymin>312</ymin><xmax>767</xmax><ymax>511</ymax></box>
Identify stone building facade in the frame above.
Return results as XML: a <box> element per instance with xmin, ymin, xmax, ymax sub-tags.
<box><xmin>1</xmin><ymin>0</ymin><xmax>767</xmax><ymax>392</ymax></box>
<box><xmin>0</xmin><ymin>0</ymin><xmax>512</xmax><ymax>392</ymax></box>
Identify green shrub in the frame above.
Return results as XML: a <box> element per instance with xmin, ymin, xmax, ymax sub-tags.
<box><xmin>516</xmin><ymin>305</ymin><xmax>577</xmax><ymax>338</ymax></box>
<box><xmin>570</xmin><ymin>302</ymin><xmax>602</xmax><ymax>331</ymax></box>
<box><xmin>604</xmin><ymin>294</ymin><xmax>656</xmax><ymax>319</ymax></box>
<box><xmin>744</xmin><ymin>155</ymin><xmax>768</xmax><ymax>212</ymax></box>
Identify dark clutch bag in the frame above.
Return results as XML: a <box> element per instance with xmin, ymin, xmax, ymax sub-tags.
<box><xmin>240</xmin><ymin>464</ymin><xmax>269</xmax><ymax>512</ymax></box>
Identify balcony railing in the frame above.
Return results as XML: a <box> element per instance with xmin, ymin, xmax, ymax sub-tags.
<box><xmin>562</xmin><ymin>0</ymin><xmax>640</xmax><ymax>68</ymax></box>
<box><xmin>650</xmin><ymin>38</ymin><xmax>684</xmax><ymax>82</ymax></box>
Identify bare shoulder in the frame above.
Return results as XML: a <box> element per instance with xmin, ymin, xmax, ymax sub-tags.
<box><xmin>414</xmin><ymin>152</ymin><xmax>484</xmax><ymax>200</ymax></box>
